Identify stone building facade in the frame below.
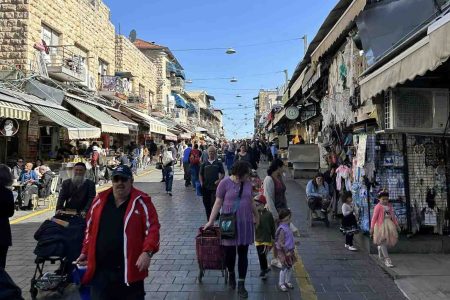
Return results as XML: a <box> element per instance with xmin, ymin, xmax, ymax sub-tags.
<box><xmin>0</xmin><ymin>0</ymin><xmax>115</xmax><ymax>87</ymax></box>
<box><xmin>115</xmin><ymin>35</ymin><xmax>157</xmax><ymax>112</ymax></box>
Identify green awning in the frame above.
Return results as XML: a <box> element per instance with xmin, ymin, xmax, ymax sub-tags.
<box><xmin>66</xmin><ymin>98</ymin><xmax>129</xmax><ymax>134</ymax></box>
<box><xmin>31</xmin><ymin>104</ymin><xmax>101</xmax><ymax>140</ymax></box>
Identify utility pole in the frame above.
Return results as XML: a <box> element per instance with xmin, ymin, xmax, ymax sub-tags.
<box><xmin>283</xmin><ymin>69</ymin><xmax>289</xmax><ymax>86</ymax></box>
<box><xmin>301</xmin><ymin>35</ymin><xmax>308</xmax><ymax>57</ymax></box>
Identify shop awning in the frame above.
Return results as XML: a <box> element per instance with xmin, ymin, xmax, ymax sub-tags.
<box><xmin>360</xmin><ymin>13</ymin><xmax>450</xmax><ymax>101</ymax></box>
<box><xmin>121</xmin><ymin>106</ymin><xmax>168</xmax><ymax>135</ymax></box>
<box><xmin>105</xmin><ymin>108</ymin><xmax>139</xmax><ymax>131</ymax></box>
<box><xmin>165</xmin><ymin>133</ymin><xmax>178</xmax><ymax>141</ymax></box>
<box><xmin>179</xmin><ymin>132</ymin><xmax>192</xmax><ymax>139</ymax></box>
<box><xmin>172</xmin><ymin>93</ymin><xmax>187</xmax><ymax>108</ymax></box>
<box><xmin>31</xmin><ymin>104</ymin><xmax>100</xmax><ymax>140</ymax></box>
<box><xmin>195</xmin><ymin>126</ymin><xmax>208</xmax><ymax>132</ymax></box>
<box><xmin>66</xmin><ymin>98</ymin><xmax>129</xmax><ymax>134</ymax></box>
<box><xmin>0</xmin><ymin>99</ymin><xmax>31</xmax><ymax>121</ymax></box>
<box><xmin>186</xmin><ymin>101</ymin><xmax>197</xmax><ymax>113</ymax></box>
<box><xmin>273</xmin><ymin>108</ymin><xmax>287</xmax><ymax>126</ymax></box>
<box><xmin>311</xmin><ymin>0</ymin><xmax>367</xmax><ymax>63</ymax></box>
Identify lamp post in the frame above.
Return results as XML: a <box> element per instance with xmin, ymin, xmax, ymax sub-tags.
<box><xmin>301</xmin><ymin>35</ymin><xmax>308</xmax><ymax>57</ymax></box>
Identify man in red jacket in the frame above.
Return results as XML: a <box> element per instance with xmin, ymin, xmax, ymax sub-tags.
<box><xmin>75</xmin><ymin>165</ymin><xmax>160</xmax><ymax>300</ymax></box>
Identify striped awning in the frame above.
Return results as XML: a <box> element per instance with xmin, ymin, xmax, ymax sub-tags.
<box><xmin>31</xmin><ymin>104</ymin><xmax>101</xmax><ymax>140</ymax></box>
<box><xmin>0</xmin><ymin>100</ymin><xmax>31</xmax><ymax>121</ymax></box>
<box><xmin>66</xmin><ymin>98</ymin><xmax>129</xmax><ymax>134</ymax></box>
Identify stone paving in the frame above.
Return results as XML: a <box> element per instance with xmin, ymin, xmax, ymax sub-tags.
<box><xmin>6</xmin><ymin>165</ymin><xmax>301</xmax><ymax>300</ymax></box>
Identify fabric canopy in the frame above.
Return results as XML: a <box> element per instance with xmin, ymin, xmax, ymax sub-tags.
<box><xmin>360</xmin><ymin>14</ymin><xmax>450</xmax><ymax>101</ymax></box>
<box><xmin>66</xmin><ymin>98</ymin><xmax>129</xmax><ymax>134</ymax></box>
<box><xmin>165</xmin><ymin>133</ymin><xmax>178</xmax><ymax>141</ymax></box>
<box><xmin>0</xmin><ymin>100</ymin><xmax>30</xmax><ymax>121</ymax></box>
<box><xmin>172</xmin><ymin>93</ymin><xmax>187</xmax><ymax>108</ymax></box>
<box><xmin>311</xmin><ymin>0</ymin><xmax>367</xmax><ymax>63</ymax></box>
<box><xmin>121</xmin><ymin>106</ymin><xmax>168</xmax><ymax>135</ymax></box>
<box><xmin>105</xmin><ymin>108</ymin><xmax>138</xmax><ymax>131</ymax></box>
<box><xmin>31</xmin><ymin>104</ymin><xmax>100</xmax><ymax>140</ymax></box>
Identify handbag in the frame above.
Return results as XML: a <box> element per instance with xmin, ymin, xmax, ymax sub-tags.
<box><xmin>219</xmin><ymin>182</ymin><xmax>244</xmax><ymax>240</ymax></box>
<box><xmin>155</xmin><ymin>162</ymin><xmax>163</xmax><ymax>170</ymax></box>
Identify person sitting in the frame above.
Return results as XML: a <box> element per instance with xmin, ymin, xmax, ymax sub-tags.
<box><xmin>56</xmin><ymin>162</ymin><xmax>95</xmax><ymax>217</ymax></box>
<box><xmin>38</xmin><ymin>166</ymin><xmax>54</xmax><ymax>198</ymax></box>
<box><xmin>306</xmin><ymin>173</ymin><xmax>330</xmax><ymax>218</ymax></box>
<box><xmin>19</xmin><ymin>163</ymin><xmax>39</xmax><ymax>210</ymax></box>
<box><xmin>11</xmin><ymin>158</ymin><xmax>24</xmax><ymax>180</ymax></box>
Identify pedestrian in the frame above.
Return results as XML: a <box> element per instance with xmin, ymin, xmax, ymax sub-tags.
<box><xmin>56</xmin><ymin>162</ymin><xmax>96</xmax><ymax>217</ymax></box>
<box><xmin>159</xmin><ymin>145</ymin><xmax>165</xmax><ymax>182</ymax></box>
<box><xmin>149</xmin><ymin>140</ymin><xmax>157</xmax><ymax>165</ymax></box>
<box><xmin>11</xmin><ymin>158</ymin><xmax>24</xmax><ymax>180</ymax></box>
<box><xmin>201</xmin><ymin>145</ymin><xmax>209</xmax><ymax>164</ymax></box>
<box><xmin>341</xmin><ymin>192</ymin><xmax>358</xmax><ymax>251</ymax></box>
<box><xmin>275</xmin><ymin>208</ymin><xmax>296</xmax><ymax>292</ymax></box>
<box><xmin>254</xmin><ymin>194</ymin><xmax>275</xmax><ymax>280</ymax></box>
<box><xmin>225</xmin><ymin>141</ymin><xmax>235</xmax><ymax>175</ymax></box>
<box><xmin>0</xmin><ymin>164</ymin><xmax>14</xmax><ymax>269</ymax></box>
<box><xmin>204</xmin><ymin>160</ymin><xmax>260</xmax><ymax>299</ymax></box>
<box><xmin>263</xmin><ymin>158</ymin><xmax>288</xmax><ymax>269</ymax></box>
<box><xmin>234</xmin><ymin>144</ymin><xmax>252</xmax><ymax>165</ymax></box>
<box><xmin>162</xmin><ymin>147</ymin><xmax>175</xmax><ymax>196</ymax></box>
<box><xmin>270</xmin><ymin>143</ymin><xmax>278</xmax><ymax>160</ymax></box>
<box><xmin>306</xmin><ymin>173</ymin><xmax>330</xmax><ymax>219</ymax></box>
<box><xmin>189</xmin><ymin>144</ymin><xmax>202</xmax><ymax>188</ymax></box>
<box><xmin>75</xmin><ymin>165</ymin><xmax>160</xmax><ymax>300</ymax></box>
<box><xmin>143</xmin><ymin>146</ymin><xmax>149</xmax><ymax>169</ymax></box>
<box><xmin>183</xmin><ymin>143</ymin><xmax>192</xmax><ymax>187</ymax></box>
<box><xmin>199</xmin><ymin>146</ymin><xmax>225</xmax><ymax>220</ymax></box>
<box><xmin>370</xmin><ymin>190</ymin><xmax>400</xmax><ymax>268</ymax></box>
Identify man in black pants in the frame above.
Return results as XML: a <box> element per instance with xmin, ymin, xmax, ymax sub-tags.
<box><xmin>199</xmin><ymin>146</ymin><xmax>224</xmax><ymax>220</ymax></box>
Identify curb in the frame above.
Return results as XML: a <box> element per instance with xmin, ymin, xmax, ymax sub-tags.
<box><xmin>368</xmin><ymin>254</ymin><xmax>400</xmax><ymax>280</ymax></box>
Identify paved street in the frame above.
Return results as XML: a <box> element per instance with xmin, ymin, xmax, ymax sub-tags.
<box><xmin>6</xmin><ymin>163</ymin><xmax>407</xmax><ymax>300</ymax></box>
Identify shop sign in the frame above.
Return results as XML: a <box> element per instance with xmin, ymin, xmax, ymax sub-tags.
<box><xmin>0</xmin><ymin>118</ymin><xmax>19</xmax><ymax>137</ymax></box>
<box><xmin>285</xmin><ymin>106</ymin><xmax>299</xmax><ymax>120</ymax></box>
<box><xmin>300</xmin><ymin>104</ymin><xmax>317</xmax><ymax>122</ymax></box>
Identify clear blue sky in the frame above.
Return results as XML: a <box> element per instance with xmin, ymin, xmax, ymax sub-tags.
<box><xmin>104</xmin><ymin>0</ymin><xmax>337</xmax><ymax>139</ymax></box>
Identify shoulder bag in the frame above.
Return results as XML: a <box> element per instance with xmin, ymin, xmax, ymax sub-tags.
<box><xmin>219</xmin><ymin>181</ymin><xmax>244</xmax><ymax>240</ymax></box>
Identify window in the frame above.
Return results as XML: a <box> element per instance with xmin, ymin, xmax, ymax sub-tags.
<box><xmin>139</xmin><ymin>84</ymin><xmax>146</xmax><ymax>99</ymax></box>
<box><xmin>41</xmin><ymin>24</ymin><xmax>60</xmax><ymax>61</ymax></box>
<box><xmin>98</xmin><ymin>59</ymin><xmax>108</xmax><ymax>76</ymax></box>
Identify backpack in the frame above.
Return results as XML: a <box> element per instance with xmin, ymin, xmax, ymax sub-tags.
<box><xmin>189</xmin><ymin>149</ymin><xmax>201</xmax><ymax>165</ymax></box>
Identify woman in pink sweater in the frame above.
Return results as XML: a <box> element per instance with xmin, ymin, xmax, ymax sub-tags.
<box><xmin>370</xmin><ymin>190</ymin><xmax>400</xmax><ymax>268</ymax></box>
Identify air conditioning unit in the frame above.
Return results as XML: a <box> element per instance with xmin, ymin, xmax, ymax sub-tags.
<box><xmin>384</xmin><ymin>88</ymin><xmax>449</xmax><ymax>133</ymax></box>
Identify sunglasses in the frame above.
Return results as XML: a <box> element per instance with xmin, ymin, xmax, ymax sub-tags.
<box><xmin>112</xmin><ymin>176</ymin><xmax>130</xmax><ymax>183</ymax></box>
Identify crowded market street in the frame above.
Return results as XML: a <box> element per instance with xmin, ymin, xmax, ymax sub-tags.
<box><xmin>6</xmin><ymin>163</ymin><xmax>407</xmax><ymax>300</ymax></box>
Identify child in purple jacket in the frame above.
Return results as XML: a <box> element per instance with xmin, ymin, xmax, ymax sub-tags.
<box><xmin>275</xmin><ymin>208</ymin><xmax>297</xmax><ymax>292</ymax></box>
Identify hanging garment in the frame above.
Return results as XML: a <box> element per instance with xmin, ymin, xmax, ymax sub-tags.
<box><xmin>336</xmin><ymin>165</ymin><xmax>352</xmax><ymax>191</ymax></box>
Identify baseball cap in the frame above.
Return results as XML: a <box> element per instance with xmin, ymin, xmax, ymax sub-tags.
<box><xmin>112</xmin><ymin>165</ymin><xmax>133</xmax><ymax>179</ymax></box>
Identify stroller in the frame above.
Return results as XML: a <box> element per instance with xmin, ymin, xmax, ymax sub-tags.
<box><xmin>195</xmin><ymin>227</ymin><xmax>228</xmax><ymax>283</ymax></box>
<box><xmin>30</xmin><ymin>211</ymin><xmax>86</xmax><ymax>299</ymax></box>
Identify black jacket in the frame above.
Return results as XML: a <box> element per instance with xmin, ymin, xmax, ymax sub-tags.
<box><xmin>38</xmin><ymin>171</ymin><xmax>54</xmax><ymax>198</ymax></box>
<box><xmin>0</xmin><ymin>186</ymin><xmax>15</xmax><ymax>246</ymax></box>
<box><xmin>56</xmin><ymin>179</ymin><xmax>96</xmax><ymax>213</ymax></box>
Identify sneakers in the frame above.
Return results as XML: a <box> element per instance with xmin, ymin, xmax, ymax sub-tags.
<box><xmin>168</xmin><ymin>192</ymin><xmax>172</xmax><ymax>196</ymax></box>
<box><xmin>384</xmin><ymin>258</ymin><xmax>394</xmax><ymax>268</ymax></box>
<box><xmin>259</xmin><ymin>269</ymin><xmax>270</xmax><ymax>280</ymax></box>
<box><xmin>285</xmin><ymin>282</ymin><xmax>294</xmax><ymax>289</ymax></box>
<box><xmin>271</xmin><ymin>258</ymin><xmax>282</xmax><ymax>269</ymax></box>
<box><xmin>348</xmin><ymin>246</ymin><xmax>357</xmax><ymax>251</ymax></box>
<box><xmin>278</xmin><ymin>283</ymin><xmax>288</xmax><ymax>292</ymax></box>
<box><xmin>237</xmin><ymin>281</ymin><xmax>248</xmax><ymax>298</ymax></box>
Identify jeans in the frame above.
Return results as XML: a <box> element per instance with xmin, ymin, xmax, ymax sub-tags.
<box><xmin>223</xmin><ymin>245</ymin><xmax>249</xmax><ymax>280</ymax></box>
<box><xmin>307</xmin><ymin>196</ymin><xmax>330</xmax><ymax>211</ymax></box>
<box><xmin>91</xmin><ymin>270</ymin><xmax>145</xmax><ymax>300</ymax></box>
<box><xmin>190</xmin><ymin>164</ymin><xmax>199</xmax><ymax>187</ymax></box>
<box><xmin>164</xmin><ymin>166</ymin><xmax>173</xmax><ymax>192</ymax></box>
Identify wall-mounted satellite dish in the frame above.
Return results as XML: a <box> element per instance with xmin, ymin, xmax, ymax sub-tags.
<box><xmin>129</xmin><ymin>29</ymin><xmax>137</xmax><ymax>42</ymax></box>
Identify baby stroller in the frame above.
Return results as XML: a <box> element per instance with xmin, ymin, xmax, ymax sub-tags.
<box><xmin>30</xmin><ymin>211</ymin><xmax>86</xmax><ymax>299</ymax></box>
<box><xmin>195</xmin><ymin>227</ymin><xmax>228</xmax><ymax>283</ymax></box>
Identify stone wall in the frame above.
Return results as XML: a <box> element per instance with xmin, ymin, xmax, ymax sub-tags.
<box><xmin>115</xmin><ymin>35</ymin><xmax>157</xmax><ymax>109</ymax></box>
<box><xmin>0</xmin><ymin>0</ymin><xmax>115</xmax><ymax>84</ymax></box>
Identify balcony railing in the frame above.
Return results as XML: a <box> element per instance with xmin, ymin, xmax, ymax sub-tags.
<box><xmin>45</xmin><ymin>45</ymin><xmax>85</xmax><ymax>82</ymax></box>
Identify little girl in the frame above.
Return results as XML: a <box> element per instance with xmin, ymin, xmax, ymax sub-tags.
<box><xmin>341</xmin><ymin>192</ymin><xmax>358</xmax><ymax>251</ymax></box>
<box><xmin>254</xmin><ymin>194</ymin><xmax>275</xmax><ymax>280</ymax></box>
<box><xmin>370</xmin><ymin>190</ymin><xmax>400</xmax><ymax>268</ymax></box>
<box><xmin>275</xmin><ymin>208</ymin><xmax>296</xmax><ymax>292</ymax></box>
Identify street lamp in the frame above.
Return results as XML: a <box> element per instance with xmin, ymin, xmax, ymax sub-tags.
<box><xmin>226</xmin><ymin>48</ymin><xmax>236</xmax><ymax>54</ymax></box>
<box><xmin>236</xmin><ymin>95</ymin><xmax>242</xmax><ymax>98</ymax></box>
<box><xmin>230</xmin><ymin>77</ymin><xmax>238</xmax><ymax>83</ymax></box>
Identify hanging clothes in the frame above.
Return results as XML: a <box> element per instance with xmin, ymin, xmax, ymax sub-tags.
<box><xmin>336</xmin><ymin>165</ymin><xmax>352</xmax><ymax>191</ymax></box>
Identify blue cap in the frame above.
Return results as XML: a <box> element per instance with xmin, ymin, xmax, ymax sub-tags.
<box><xmin>111</xmin><ymin>165</ymin><xmax>133</xmax><ymax>179</ymax></box>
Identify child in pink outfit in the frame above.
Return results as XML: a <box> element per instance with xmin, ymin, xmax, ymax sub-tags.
<box><xmin>370</xmin><ymin>190</ymin><xmax>400</xmax><ymax>268</ymax></box>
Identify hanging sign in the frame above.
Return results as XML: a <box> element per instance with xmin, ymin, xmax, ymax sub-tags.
<box><xmin>356</xmin><ymin>135</ymin><xmax>367</xmax><ymax>167</ymax></box>
<box><xmin>285</xmin><ymin>106</ymin><xmax>299</xmax><ymax>120</ymax></box>
<box><xmin>0</xmin><ymin>118</ymin><xmax>19</xmax><ymax>137</ymax></box>
<box><xmin>300</xmin><ymin>104</ymin><xmax>317</xmax><ymax>122</ymax></box>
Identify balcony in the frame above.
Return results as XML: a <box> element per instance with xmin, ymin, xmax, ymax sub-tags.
<box><xmin>127</xmin><ymin>94</ymin><xmax>148</xmax><ymax>111</ymax></box>
<box><xmin>98</xmin><ymin>75</ymin><xmax>131</xmax><ymax>103</ymax></box>
<box><xmin>45</xmin><ymin>46</ymin><xmax>86</xmax><ymax>82</ymax></box>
